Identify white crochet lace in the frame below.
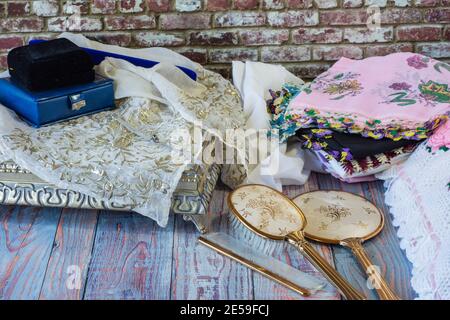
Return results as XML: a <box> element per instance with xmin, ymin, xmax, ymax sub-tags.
<box><xmin>377</xmin><ymin>142</ymin><xmax>450</xmax><ymax>299</ymax></box>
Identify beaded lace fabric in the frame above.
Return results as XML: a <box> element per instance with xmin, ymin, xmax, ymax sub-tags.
<box><xmin>0</xmin><ymin>34</ymin><xmax>244</xmax><ymax>227</ymax></box>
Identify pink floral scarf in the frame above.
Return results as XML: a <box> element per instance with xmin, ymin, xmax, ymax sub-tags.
<box><xmin>287</xmin><ymin>53</ymin><xmax>450</xmax><ymax>140</ymax></box>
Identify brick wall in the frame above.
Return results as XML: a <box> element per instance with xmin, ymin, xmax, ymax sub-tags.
<box><xmin>0</xmin><ymin>0</ymin><xmax>449</xmax><ymax>79</ymax></box>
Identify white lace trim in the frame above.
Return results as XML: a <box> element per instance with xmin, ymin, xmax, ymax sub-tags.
<box><xmin>377</xmin><ymin>142</ymin><xmax>450</xmax><ymax>299</ymax></box>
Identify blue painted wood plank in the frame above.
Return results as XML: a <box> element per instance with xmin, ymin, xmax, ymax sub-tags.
<box><xmin>39</xmin><ymin>208</ymin><xmax>99</xmax><ymax>300</ymax></box>
<box><xmin>315</xmin><ymin>173</ymin><xmax>416</xmax><ymax>300</ymax></box>
<box><xmin>362</xmin><ymin>181</ymin><xmax>416</xmax><ymax>299</ymax></box>
<box><xmin>0</xmin><ymin>205</ymin><xmax>62</xmax><ymax>299</ymax></box>
<box><xmin>83</xmin><ymin>211</ymin><xmax>175</xmax><ymax>300</ymax></box>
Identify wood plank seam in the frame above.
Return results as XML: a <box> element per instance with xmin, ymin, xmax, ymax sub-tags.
<box><xmin>79</xmin><ymin>210</ymin><xmax>101</xmax><ymax>300</ymax></box>
<box><xmin>37</xmin><ymin>209</ymin><xmax>64</xmax><ymax>300</ymax></box>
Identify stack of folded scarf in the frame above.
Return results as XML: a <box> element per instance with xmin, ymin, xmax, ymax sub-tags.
<box><xmin>267</xmin><ymin>52</ymin><xmax>450</xmax><ymax>182</ymax></box>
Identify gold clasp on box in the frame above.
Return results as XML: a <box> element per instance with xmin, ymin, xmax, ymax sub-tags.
<box><xmin>70</xmin><ymin>94</ymin><xmax>86</xmax><ymax>111</ymax></box>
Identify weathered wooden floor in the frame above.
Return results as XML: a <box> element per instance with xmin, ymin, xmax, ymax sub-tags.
<box><xmin>0</xmin><ymin>173</ymin><xmax>415</xmax><ymax>300</ymax></box>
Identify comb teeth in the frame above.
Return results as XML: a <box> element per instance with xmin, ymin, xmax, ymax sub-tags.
<box><xmin>228</xmin><ymin>213</ymin><xmax>286</xmax><ymax>257</ymax></box>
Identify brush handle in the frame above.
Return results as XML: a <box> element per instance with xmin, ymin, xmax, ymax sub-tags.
<box><xmin>287</xmin><ymin>231</ymin><xmax>365</xmax><ymax>300</ymax></box>
<box><xmin>340</xmin><ymin>238</ymin><xmax>400</xmax><ymax>300</ymax></box>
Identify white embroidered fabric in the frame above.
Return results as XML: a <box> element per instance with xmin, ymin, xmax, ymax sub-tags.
<box><xmin>0</xmin><ymin>33</ymin><xmax>244</xmax><ymax>227</ymax></box>
<box><xmin>377</xmin><ymin>142</ymin><xmax>450</xmax><ymax>299</ymax></box>
<box><xmin>229</xmin><ymin>61</ymin><xmax>310</xmax><ymax>190</ymax></box>
<box><xmin>0</xmin><ymin>150</ymin><xmax>9</xmax><ymax>163</ymax></box>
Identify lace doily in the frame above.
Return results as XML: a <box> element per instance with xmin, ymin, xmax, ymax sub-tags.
<box><xmin>377</xmin><ymin>142</ymin><xmax>450</xmax><ymax>299</ymax></box>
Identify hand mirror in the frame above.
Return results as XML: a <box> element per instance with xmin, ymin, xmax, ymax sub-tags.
<box><xmin>293</xmin><ymin>190</ymin><xmax>400</xmax><ymax>300</ymax></box>
<box><xmin>228</xmin><ymin>184</ymin><xmax>365</xmax><ymax>300</ymax></box>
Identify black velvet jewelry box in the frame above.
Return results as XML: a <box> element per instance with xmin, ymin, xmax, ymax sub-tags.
<box><xmin>7</xmin><ymin>38</ymin><xmax>95</xmax><ymax>92</ymax></box>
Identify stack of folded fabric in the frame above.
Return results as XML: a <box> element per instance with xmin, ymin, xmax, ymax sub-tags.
<box><xmin>267</xmin><ymin>52</ymin><xmax>450</xmax><ymax>182</ymax></box>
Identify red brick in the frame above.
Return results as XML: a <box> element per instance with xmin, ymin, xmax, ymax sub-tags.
<box><xmin>0</xmin><ymin>35</ymin><xmax>24</xmax><ymax>51</ymax></box>
<box><xmin>206</xmin><ymin>0</ymin><xmax>231</xmax><ymax>11</ymax></box>
<box><xmin>365</xmin><ymin>43</ymin><xmax>413</xmax><ymax>57</ymax></box>
<box><xmin>7</xmin><ymin>1</ymin><xmax>31</xmax><ymax>16</ymax></box>
<box><xmin>160</xmin><ymin>13</ymin><xmax>211</xmax><ymax>30</ymax></box>
<box><xmin>444</xmin><ymin>27</ymin><xmax>450</xmax><ymax>41</ymax></box>
<box><xmin>205</xmin><ymin>65</ymin><xmax>231</xmax><ymax>78</ymax></box>
<box><xmin>48</xmin><ymin>17</ymin><xmax>102</xmax><ymax>32</ymax></box>
<box><xmin>27</xmin><ymin>33</ymin><xmax>57</xmax><ymax>42</ymax></box>
<box><xmin>415</xmin><ymin>0</ymin><xmax>440</xmax><ymax>6</ymax></box>
<box><xmin>313</xmin><ymin>45</ymin><xmax>363</xmax><ymax>60</ymax></box>
<box><xmin>147</xmin><ymin>0</ymin><xmax>171</xmax><ymax>12</ymax></box>
<box><xmin>135</xmin><ymin>32</ymin><xmax>186</xmax><ymax>46</ymax></box>
<box><xmin>424</xmin><ymin>9</ymin><xmax>450</xmax><ymax>23</ymax></box>
<box><xmin>63</xmin><ymin>0</ymin><xmax>90</xmax><ymax>15</ymax></box>
<box><xmin>397</xmin><ymin>25</ymin><xmax>442</xmax><ymax>41</ymax></box>
<box><xmin>0</xmin><ymin>17</ymin><xmax>44</xmax><ymax>32</ymax></box>
<box><xmin>320</xmin><ymin>9</ymin><xmax>368</xmax><ymax>25</ymax></box>
<box><xmin>287</xmin><ymin>63</ymin><xmax>331</xmax><ymax>79</ymax></box>
<box><xmin>261</xmin><ymin>46</ymin><xmax>311</xmax><ymax>62</ymax></box>
<box><xmin>209</xmin><ymin>48</ymin><xmax>258</xmax><ymax>63</ymax></box>
<box><xmin>119</xmin><ymin>0</ymin><xmax>145</xmax><ymax>13</ymax></box>
<box><xmin>293</xmin><ymin>28</ymin><xmax>342</xmax><ymax>44</ymax></box>
<box><xmin>343</xmin><ymin>27</ymin><xmax>393</xmax><ymax>43</ymax></box>
<box><xmin>234</xmin><ymin>0</ymin><xmax>259</xmax><ymax>9</ymax></box>
<box><xmin>267</xmin><ymin>10</ymin><xmax>318</xmax><ymax>27</ymax></box>
<box><xmin>416</xmin><ymin>43</ymin><xmax>450</xmax><ymax>58</ymax></box>
<box><xmin>90</xmin><ymin>33</ymin><xmax>132</xmax><ymax>47</ymax></box>
<box><xmin>215</xmin><ymin>11</ymin><xmax>266</xmax><ymax>27</ymax></box>
<box><xmin>240</xmin><ymin>29</ymin><xmax>289</xmax><ymax>46</ymax></box>
<box><xmin>286</xmin><ymin>0</ymin><xmax>313</xmax><ymax>8</ymax></box>
<box><xmin>314</xmin><ymin>0</ymin><xmax>338</xmax><ymax>8</ymax></box>
<box><xmin>0</xmin><ymin>3</ymin><xmax>5</xmax><ymax>17</ymax></box>
<box><xmin>104</xmin><ymin>15</ymin><xmax>156</xmax><ymax>31</ymax></box>
<box><xmin>177</xmin><ymin>48</ymin><xmax>208</xmax><ymax>64</ymax></box>
<box><xmin>381</xmin><ymin>9</ymin><xmax>422</xmax><ymax>24</ymax></box>
<box><xmin>263</xmin><ymin>0</ymin><xmax>285</xmax><ymax>9</ymax></box>
<box><xmin>366</xmin><ymin>0</ymin><xmax>388</xmax><ymax>6</ymax></box>
<box><xmin>342</xmin><ymin>0</ymin><xmax>363</xmax><ymax>7</ymax></box>
<box><xmin>0</xmin><ymin>55</ymin><xmax>7</xmax><ymax>71</ymax></box>
<box><xmin>32</xmin><ymin>1</ymin><xmax>60</xmax><ymax>17</ymax></box>
<box><xmin>177</xmin><ymin>0</ymin><xmax>202</xmax><ymax>12</ymax></box>
<box><xmin>188</xmin><ymin>31</ymin><xmax>238</xmax><ymax>45</ymax></box>
<box><xmin>91</xmin><ymin>0</ymin><xmax>117</xmax><ymax>14</ymax></box>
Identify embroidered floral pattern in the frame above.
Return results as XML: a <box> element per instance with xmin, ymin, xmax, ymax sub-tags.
<box><xmin>386</xmin><ymin>80</ymin><xmax>450</xmax><ymax>107</ymax></box>
<box><xmin>389</xmin><ymin>82</ymin><xmax>411</xmax><ymax>91</ymax></box>
<box><xmin>307</xmin><ymin>71</ymin><xmax>363</xmax><ymax>100</ymax></box>
<box><xmin>407</xmin><ymin>55</ymin><xmax>429</xmax><ymax>69</ymax></box>
<box><xmin>319</xmin><ymin>204</ymin><xmax>351</xmax><ymax>222</ymax></box>
<box><xmin>419</xmin><ymin>80</ymin><xmax>450</xmax><ymax>104</ymax></box>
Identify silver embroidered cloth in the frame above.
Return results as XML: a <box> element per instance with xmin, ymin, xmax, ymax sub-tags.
<box><xmin>0</xmin><ymin>34</ymin><xmax>244</xmax><ymax>226</ymax></box>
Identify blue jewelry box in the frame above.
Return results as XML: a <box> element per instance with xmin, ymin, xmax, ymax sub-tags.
<box><xmin>0</xmin><ymin>75</ymin><xmax>115</xmax><ymax>127</ymax></box>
